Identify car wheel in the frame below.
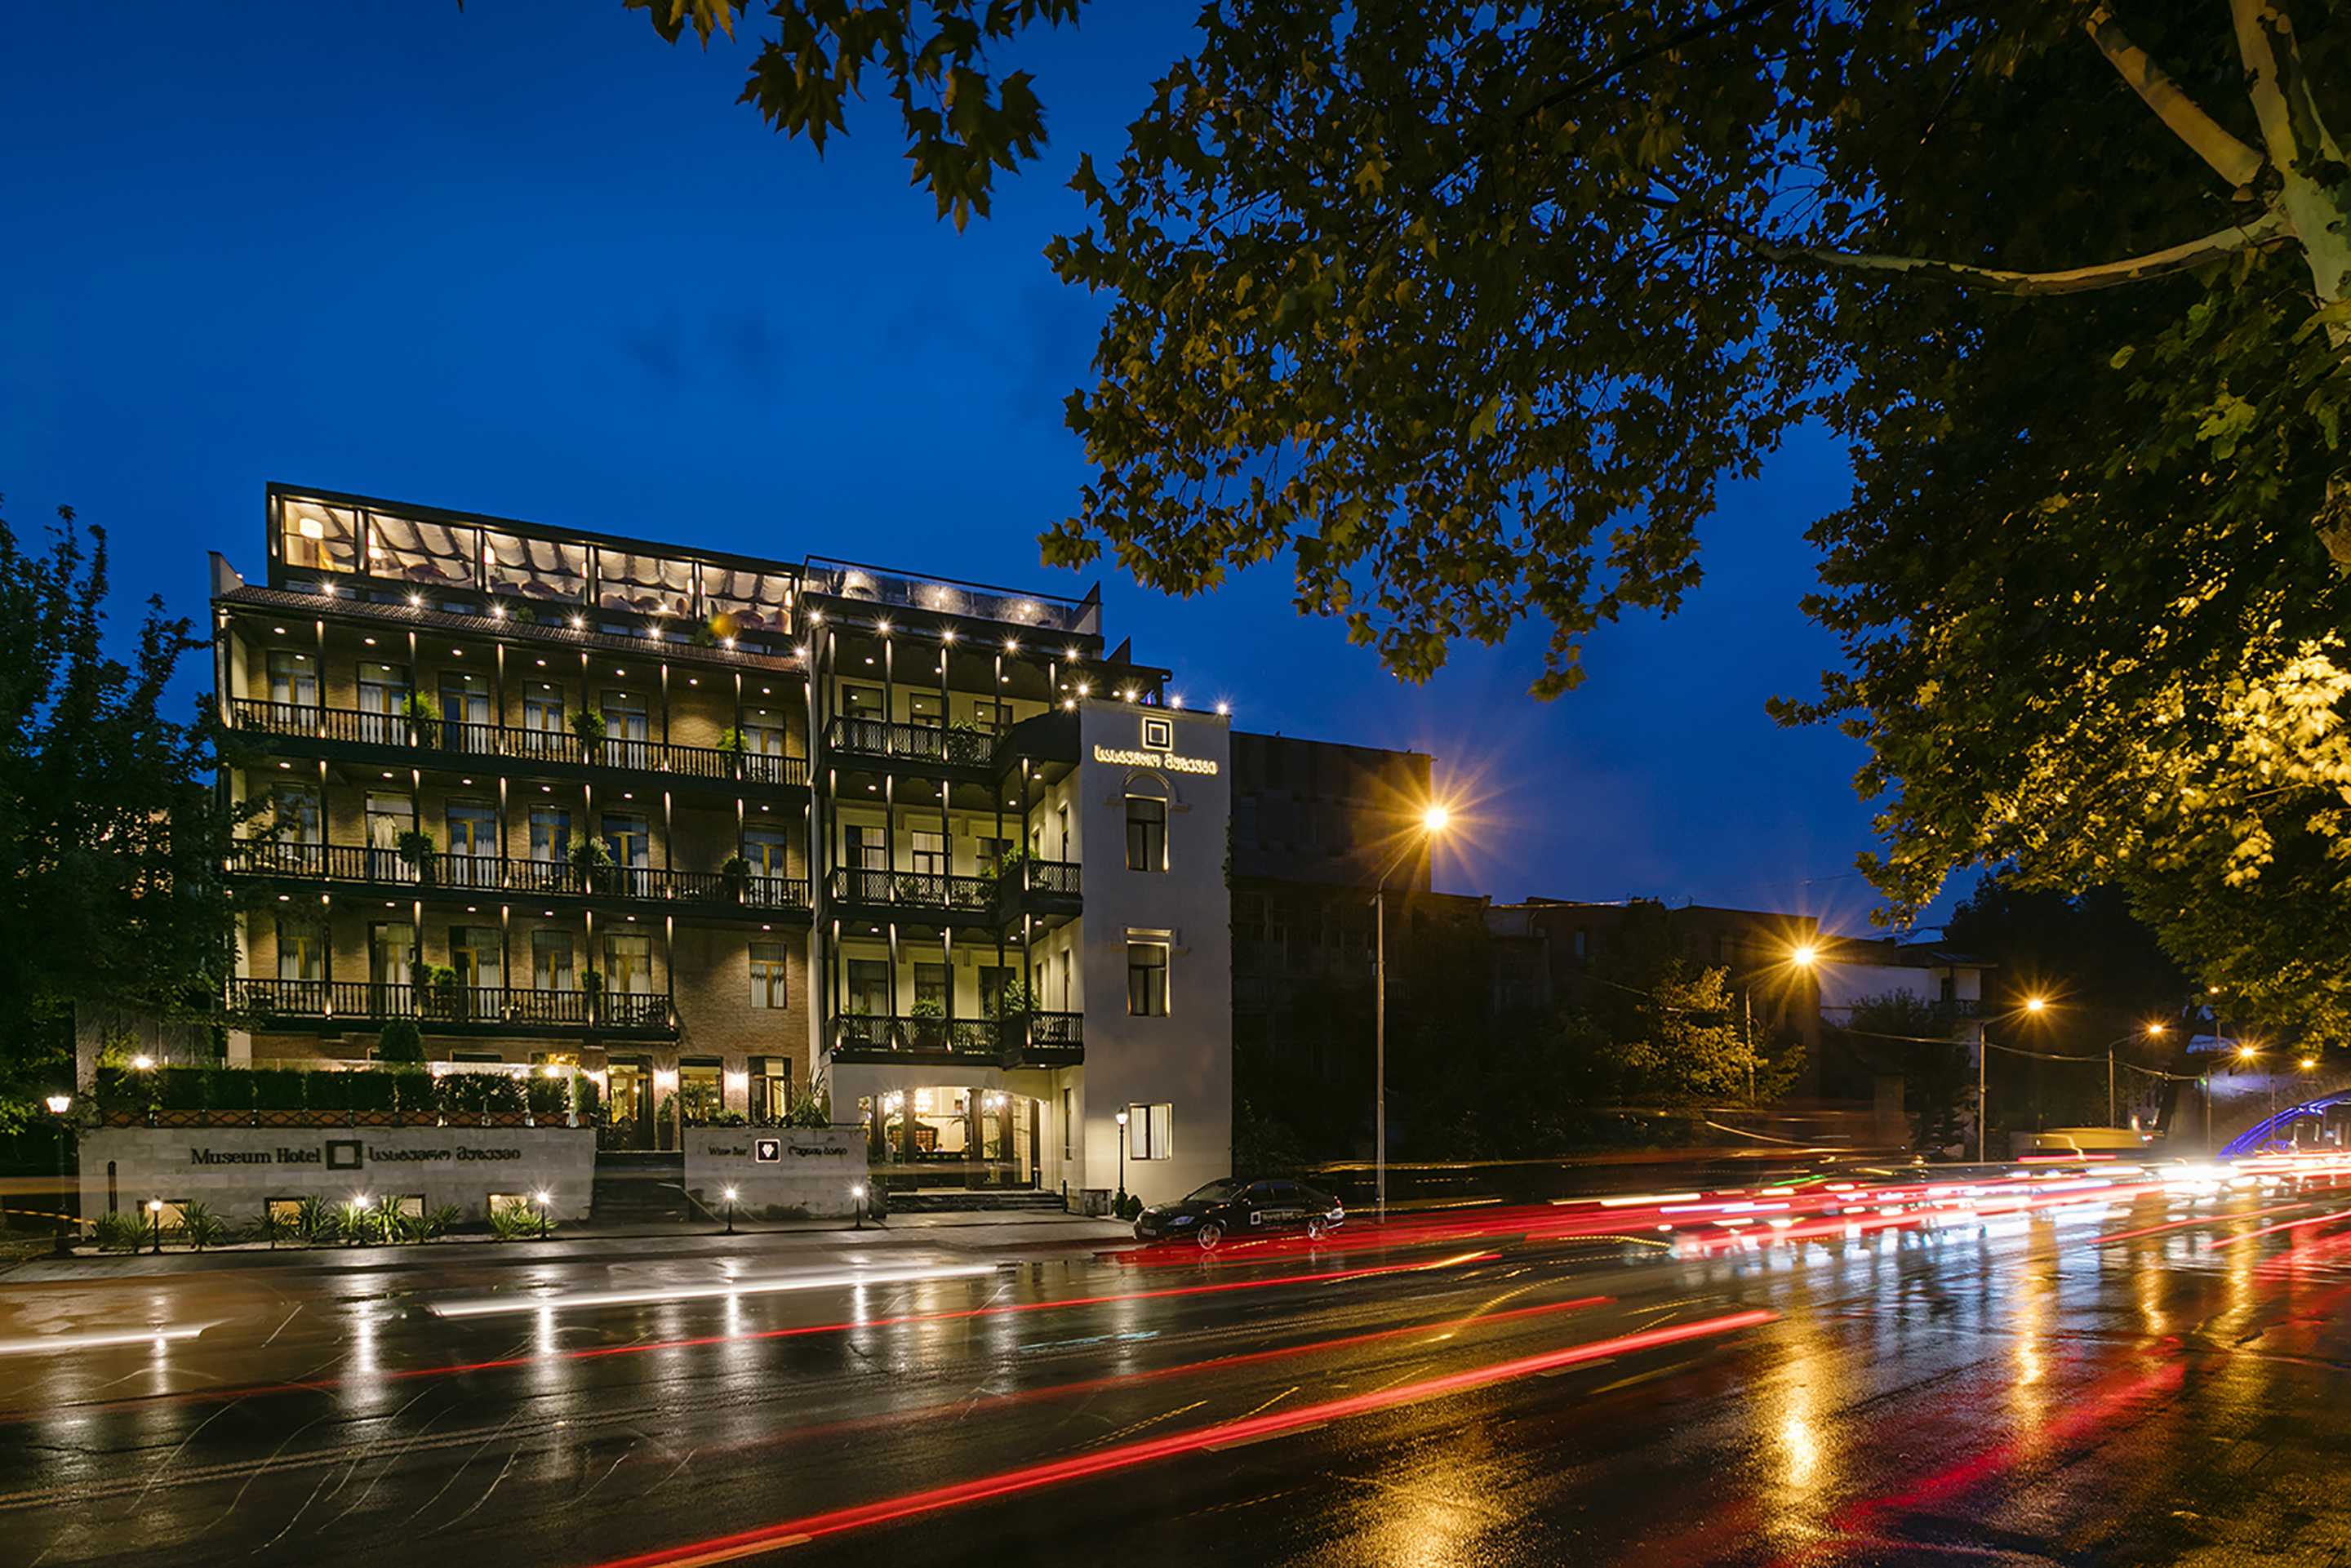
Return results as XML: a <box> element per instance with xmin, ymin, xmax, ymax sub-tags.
<box><xmin>1305</xmin><ymin>1217</ymin><xmax>1326</xmax><ymax>1242</ymax></box>
<box><xmin>1196</xmin><ymin>1220</ymin><xmax>1224</xmax><ymax>1250</ymax></box>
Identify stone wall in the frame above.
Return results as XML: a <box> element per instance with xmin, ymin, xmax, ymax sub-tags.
<box><xmin>682</xmin><ymin>1126</ymin><xmax>864</xmax><ymax>1219</ymax></box>
<box><xmin>81</xmin><ymin>1125</ymin><xmax>597</xmax><ymax>1224</ymax></box>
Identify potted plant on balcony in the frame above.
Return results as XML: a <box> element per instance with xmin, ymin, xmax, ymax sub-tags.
<box><xmin>719</xmin><ymin>853</ymin><xmax>751</xmax><ymax>901</ymax></box>
<box><xmin>395</xmin><ymin>828</ymin><xmax>437</xmax><ymax>884</ymax></box>
<box><xmin>945</xmin><ymin>717</ymin><xmax>984</xmax><ymax>765</ymax></box>
<box><xmin>400</xmin><ymin>691</ymin><xmax>441</xmax><ymax>747</ymax></box>
<box><xmin>580</xmin><ymin>967</ymin><xmax>605</xmax><ymax>1025</ymax></box>
<box><xmin>570</xmin><ymin>835</ymin><xmax>616</xmax><ymax>894</ymax></box>
<box><xmin>909</xmin><ymin>997</ymin><xmax>945</xmax><ymax>1046</ymax></box>
<box><xmin>426</xmin><ymin>965</ymin><xmax>463</xmax><ymax>1019</ymax></box>
<box><xmin>570</xmin><ymin>708</ymin><xmax>607</xmax><ymax>762</ymax></box>
<box><xmin>717</xmin><ymin>726</ymin><xmax>748</xmax><ymax>777</ymax></box>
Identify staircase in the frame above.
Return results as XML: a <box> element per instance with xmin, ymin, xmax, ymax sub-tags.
<box><xmin>589</xmin><ymin>1150</ymin><xmax>689</xmax><ymax>1225</ymax></box>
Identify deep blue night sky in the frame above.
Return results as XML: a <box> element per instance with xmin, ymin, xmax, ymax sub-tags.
<box><xmin>1</xmin><ymin>3</ymin><xmax>1923</xmax><ymax>933</ymax></box>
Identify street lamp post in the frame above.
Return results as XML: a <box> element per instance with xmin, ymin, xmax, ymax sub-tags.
<box><xmin>1374</xmin><ymin>804</ymin><xmax>1451</xmax><ymax>1227</ymax></box>
<box><xmin>723</xmin><ymin>1186</ymin><xmax>738</xmax><ymax>1235</ymax></box>
<box><xmin>146</xmin><ymin>1197</ymin><xmax>164</xmax><ymax>1255</ymax></box>
<box><xmin>534</xmin><ymin>1189</ymin><xmax>550</xmax><ymax>1240</ymax></box>
<box><xmin>44</xmin><ymin>1095</ymin><xmax>71</xmax><ymax>1255</ymax></box>
<box><xmin>1113</xmin><ymin>1110</ymin><xmax>1128</xmax><ymax>1211</ymax></box>
<box><xmin>1979</xmin><ymin>996</ymin><xmax>2047</xmax><ymax>1162</ymax></box>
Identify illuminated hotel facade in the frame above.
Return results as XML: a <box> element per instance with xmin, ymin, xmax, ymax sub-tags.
<box><xmin>211</xmin><ymin>484</ymin><xmax>1230</xmax><ymax>1205</ymax></box>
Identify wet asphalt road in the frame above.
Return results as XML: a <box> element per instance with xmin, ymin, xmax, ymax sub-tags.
<box><xmin>6</xmin><ymin>1180</ymin><xmax>2351</xmax><ymax>1568</ymax></box>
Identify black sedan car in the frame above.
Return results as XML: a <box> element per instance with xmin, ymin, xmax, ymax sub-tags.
<box><xmin>1132</xmin><ymin>1178</ymin><xmax>1345</xmax><ymax>1248</ymax></box>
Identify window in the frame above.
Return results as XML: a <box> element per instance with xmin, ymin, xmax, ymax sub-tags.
<box><xmin>530</xmin><ymin>808</ymin><xmax>571</xmax><ymax>863</ymax></box>
<box><xmin>447</xmin><ymin>800</ymin><xmax>497</xmax><ymax>886</ymax></box>
<box><xmin>847</xmin><ymin>959</ymin><xmax>892</xmax><ymax>1018</ymax></box>
<box><xmin>750</xmin><ymin>1055</ymin><xmax>791</xmax><ymax>1120</ymax></box>
<box><xmin>913</xmin><ymin>962</ymin><xmax>949</xmax><ymax>1012</ymax></box>
<box><xmin>680</xmin><ymin>1059</ymin><xmax>723</xmax><ymax>1122</ymax></box>
<box><xmin>366</xmin><ymin>793</ymin><xmax>412</xmax><ymax>881</ymax></box>
<box><xmin>1056</xmin><ymin>805</ymin><xmax>1070</xmax><ymax>860</ymax></box>
<box><xmin>750</xmin><ymin>941</ymin><xmax>789</xmax><ymax>1009</ymax></box>
<box><xmin>605</xmin><ymin>933</ymin><xmax>653</xmax><ymax>995</ymax></box>
<box><xmin>450</xmin><ymin>926</ymin><xmax>501</xmax><ymax>993</ymax></box>
<box><xmin>1059</xmin><ymin>948</ymin><xmax>1073</xmax><ymax>1011</ymax></box>
<box><xmin>1127</xmin><ymin>1103</ymin><xmax>1172</xmax><ymax>1160</ymax></box>
<box><xmin>276</xmin><ymin>917</ymin><xmax>322</xmax><ymax>984</ymax></box>
<box><xmin>357</xmin><ymin>662</ymin><xmax>412</xmax><ymax>744</ymax></box>
<box><xmin>601</xmin><ymin>689</ymin><xmax>649</xmax><ymax>767</ymax></box>
<box><xmin>741</xmin><ymin>707</ymin><xmax>789</xmax><ymax>781</ymax></box>
<box><xmin>266</xmin><ymin>650</ymin><xmax>318</xmax><ymax>712</ymax></box>
<box><xmin>1127</xmin><ymin>942</ymin><xmax>1169</xmax><ymax>1016</ymax></box>
<box><xmin>978</xmin><ymin>965</ymin><xmax>1017</xmax><ymax>1019</ymax></box>
<box><xmin>976</xmin><ymin>837</ymin><xmax>1012</xmax><ymax>876</ymax></box>
<box><xmin>602</xmin><ymin>811</ymin><xmax>650</xmax><ymax>894</ymax></box>
<box><xmin>370</xmin><ymin>922</ymin><xmax>414</xmax><ymax>989</ymax></box>
<box><xmin>522</xmin><ymin>681</ymin><xmax>567</xmax><ymax>735</ymax></box>
<box><xmin>533</xmin><ymin>930</ymin><xmax>574</xmax><ymax>992</ymax></box>
<box><xmin>845</xmin><ymin>824</ymin><xmax>887</xmax><ymax>870</ymax></box>
<box><xmin>1126</xmin><ymin>797</ymin><xmax>1167</xmax><ymax>873</ymax></box>
<box><xmin>272</xmin><ymin>784</ymin><xmax>323</xmax><ymax>840</ymax></box>
<box><xmin>438</xmin><ymin>669</ymin><xmax>491</xmax><ymax>739</ymax></box>
<box><xmin>909</xmin><ymin>830</ymin><xmax>946</xmax><ymax>877</ymax></box>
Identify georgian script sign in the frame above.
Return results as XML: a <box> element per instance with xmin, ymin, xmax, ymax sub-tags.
<box><xmin>189</xmin><ymin>1144</ymin><xmax>527</xmax><ymax>1166</ymax></box>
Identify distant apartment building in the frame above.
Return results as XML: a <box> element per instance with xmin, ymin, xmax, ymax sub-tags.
<box><xmin>210</xmin><ymin>485</ymin><xmax>1229</xmax><ymax>1204</ymax></box>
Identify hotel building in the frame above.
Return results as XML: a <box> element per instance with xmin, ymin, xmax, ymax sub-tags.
<box><xmin>211</xmin><ymin>485</ymin><xmax>1230</xmax><ymax>1205</ymax></box>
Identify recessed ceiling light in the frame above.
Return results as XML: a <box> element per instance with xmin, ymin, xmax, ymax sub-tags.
<box><xmin>536</xmin><ymin>659</ymin><xmax>545</xmax><ymax>666</ymax></box>
<box><xmin>272</xmin><ymin>626</ymin><xmax>287</xmax><ymax>635</ymax></box>
<box><xmin>365</xmin><ymin>637</ymin><xmax>376</xmax><ymax>646</ymax></box>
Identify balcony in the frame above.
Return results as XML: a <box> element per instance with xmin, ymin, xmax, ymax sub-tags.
<box><xmin>825</xmin><ymin>1011</ymin><xmax>1083</xmax><ymax>1068</ymax></box>
<box><xmin>828</xmin><ymin>865</ymin><xmax>998</xmax><ymax>920</ymax></box>
<box><xmin>995</xmin><ymin>858</ymin><xmax>1081</xmax><ymax>923</ymax></box>
<box><xmin>229</xmin><ymin>699</ymin><xmax>807</xmax><ymax>787</ymax></box>
<box><xmin>823</xmin><ymin>716</ymin><xmax>994</xmax><ymax>769</ymax></box>
<box><xmin>229</xmin><ymin>978</ymin><xmax>676</xmax><ymax>1037</ymax></box>
<box><xmin>228</xmin><ymin>841</ymin><xmax>810</xmax><ymax>915</ymax></box>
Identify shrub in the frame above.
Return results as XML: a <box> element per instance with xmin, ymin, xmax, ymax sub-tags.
<box><xmin>480</xmin><ymin>1073</ymin><xmax>526</xmax><ymax>1117</ymax></box>
<box><xmin>393</xmin><ymin>1069</ymin><xmax>439</xmax><ymax>1122</ymax></box>
<box><xmin>92</xmin><ymin>1210</ymin><xmax>145</xmax><ymax>1252</ymax></box>
<box><xmin>376</xmin><ymin>1018</ymin><xmax>426</xmax><ymax>1064</ymax></box>
<box><xmin>179</xmin><ymin>1201</ymin><xmax>229</xmax><ymax>1250</ymax></box>
<box><xmin>158</xmin><ymin>1066</ymin><xmax>208</xmax><ymax>1112</ymax></box>
<box><xmin>408</xmin><ymin>1202</ymin><xmax>462</xmax><ymax>1242</ymax></box>
<box><xmin>346</xmin><ymin>1071</ymin><xmax>398</xmax><ymax>1117</ymax></box>
<box><xmin>784</xmin><ymin>1075</ymin><xmax>831</xmax><ymax>1130</ymax></box>
<box><xmin>489</xmin><ymin>1199</ymin><xmax>542</xmax><ymax>1241</ymax></box>
<box><xmin>296</xmin><ymin>1195</ymin><xmax>335</xmax><ymax>1243</ymax></box>
<box><xmin>251</xmin><ymin>1068</ymin><xmax>306</xmax><ymax>1112</ymax></box>
<box><xmin>575</xmin><ymin>1075</ymin><xmax>601</xmax><ymax>1122</ymax></box>
<box><xmin>251</xmin><ymin>1206</ymin><xmax>303</xmax><ymax>1246</ymax></box>
<box><xmin>207</xmin><ymin>1071</ymin><xmax>256</xmax><ymax>1113</ymax></box>
<box><xmin>436</xmin><ymin>1073</ymin><xmax>484</xmax><ymax>1119</ymax></box>
<box><xmin>334</xmin><ymin>1199</ymin><xmax>380</xmax><ymax>1245</ymax></box>
<box><xmin>93</xmin><ymin>1064</ymin><xmax>148</xmax><ymax>1119</ymax></box>
<box><xmin>306</xmin><ymin>1071</ymin><xmax>353</xmax><ymax>1117</ymax></box>
<box><xmin>526</xmin><ymin>1073</ymin><xmax>568</xmax><ymax>1120</ymax></box>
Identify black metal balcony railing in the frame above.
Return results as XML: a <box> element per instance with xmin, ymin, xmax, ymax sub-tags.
<box><xmin>229</xmin><ymin>977</ymin><xmax>674</xmax><ymax>1032</ymax></box>
<box><xmin>827</xmin><ymin>1011</ymin><xmax>1083</xmax><ymax>1058</ymax></box>
<box><xmin>824</xmin><ymin>717</ymin><xmax>993</xmax><ymax>767</ymax></box>
<box><xmin>1003</xmin><ymin>859</ymin><xmax>1082</xmax><ymax>899</ymax></box>
<box><xmin>228</xmin><ymin>841</ymin><xmax>810</xmax><ymax>911</ymax></box>
<box><xmin>230</xmin><ymin>699</ymin><xmax>808</xmax><ymax>786</ymax></box>
<box><xmin>828</xmin><ymin>866</ymin><xmax>998</xmax><ymax>913</ymax></box>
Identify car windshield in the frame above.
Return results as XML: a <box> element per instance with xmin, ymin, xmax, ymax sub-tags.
<box><xmin>1184</xmin><ymin>1179</ymin><xmax>1243</xmax><ymax>1203</ymax></box>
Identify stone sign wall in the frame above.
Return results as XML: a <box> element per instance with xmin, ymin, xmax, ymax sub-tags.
<box><xmin>81</xmin><ymin>1126</ymin><xmax>597</xmax><ymax>1223</ymax></box>
<box><xmin>682</xmin><ymin>1126</ymin><xmax>866</xmax><ymax>1219</ymax></box>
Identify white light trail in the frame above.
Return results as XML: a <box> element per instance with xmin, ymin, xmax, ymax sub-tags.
<box><xmin>427</xmin><ymin>1262</ymin><xmax>1001</xmax><ymax>1319</ymax></box>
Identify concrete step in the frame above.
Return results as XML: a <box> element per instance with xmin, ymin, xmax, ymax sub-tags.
<box><xmin>883</xmin><ymin>1190</ymin><xmax>1069</xmax><ymax>1214</ymax></box>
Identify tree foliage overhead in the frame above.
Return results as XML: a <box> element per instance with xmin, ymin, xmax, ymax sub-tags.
<box><xmin>0</xmin><ymin>502</ymin><xmax>239</xmax><ymax>1120</ymax></box>
<box><xmin>586</xmin><ymin>2</ymin><xmax>2351</xmax><ymax>1030</ymax></box>
<box><xmin>612</xmin><ymin>0</ymin><xmax>1079</xmax><ymax>225</ymax></box>
<box><xmin>1040</xmin><ymin>0</ymin><xmax>2351</xmax><ymax>1031</ymax></box>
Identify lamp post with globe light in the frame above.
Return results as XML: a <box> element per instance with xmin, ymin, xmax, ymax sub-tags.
<box><xmin>1114</xmin><ymin>1109</ymin><xmax>1128</xmax><ymax>1214</ymax></box>
<box><xmin>45</xmin><ymin>1095</ymin><xmax>71</xmax><ymax>1255</ymax></box>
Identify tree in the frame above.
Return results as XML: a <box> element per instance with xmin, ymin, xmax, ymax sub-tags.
<box><xmin>1833</xmin><ymin>990</ymin><xmax>1976</xmax><ymax>1158</ymax></box>
<box><xmin>602</xmin><ymin>0</ymin><xmax>1079</xmax><ymax>226</ymax></box>
<box><xmin>0</xmin><ymin>502</ymin><xmax>242</xmax><ymax>1126</ymax></box>
<box><xmin>375</xmin><ymin>1018</ymin><xmax>427</xmax><ymax>1065</ymax></box>
<box><xmin>607</xmin><ymin>4</ymin><xmax>2351</xmax><ymax>1028</ymax></box>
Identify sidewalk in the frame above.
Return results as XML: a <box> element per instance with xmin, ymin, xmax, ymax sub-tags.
<box><xmin>0</xmin><ymin>1207</ymin><xmax>1141</xmax><ymax>1283</ymax></box>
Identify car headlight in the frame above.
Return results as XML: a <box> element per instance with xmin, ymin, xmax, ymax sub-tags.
<box><xmin>1168</xmin><ymin>1215</ymin><xmax>1195</xmax><ymax>1226</ymax></box>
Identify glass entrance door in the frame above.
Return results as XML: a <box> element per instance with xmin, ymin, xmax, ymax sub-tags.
<box><xmin>603</xmin><ymin>1057</ymin><xmax>651</xmax><ymax>1150</ymax></box>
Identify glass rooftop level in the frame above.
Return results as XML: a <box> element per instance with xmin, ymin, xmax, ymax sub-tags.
<box><xmin>802</xmin><ymin>556</ymin><xmax>1102</xmax><ymax>638</ymax></box>
<box><xmin>267</xmin><ymin>485</ymin><xmax>802</xmax><ymax>646</ymax></box>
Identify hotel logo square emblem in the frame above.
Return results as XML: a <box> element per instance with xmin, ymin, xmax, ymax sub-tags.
<box><xmin>326</xmin><ymin>1139</ymin><xmax>363</xmax><ymax>1170</ymax></box>
<box><xmin>1140</xmin><ymin>717</ymin><xmax>1174</xmax><ymax>752</ymax></box>
<box><xmin>753</xmin><ymin>1138</ymin><xmax>781</xmax><ymax>1163</ymax></box>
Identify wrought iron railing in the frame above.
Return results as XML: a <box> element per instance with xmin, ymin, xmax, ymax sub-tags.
<box><xmin>827</xmin><ymin>1011</ymin><xmax>1082</xmax><ymax>1057</ymax></box>
<box><xmin>229</xmin><ymin>699</ymin><xmax>807</xmax><ymax>785</ymax></box>
<box><xmin>824</xmin><ymin>717</ymin><xmax>993</xmax><ymax>766</ymax></box>
<box><xmin>828</xmin><ymin>866</ymin><xmax>997</xmax><ymax>913</ymax></box>
<box><xmin>228</xmin><ymin>977</ymin><xmax>675</xmax><ymax>1031</ymax></box>
<box><xmin>227</xmin><ymin>841</ymin><xmax>808</xmax><ymax>910</ymax></box>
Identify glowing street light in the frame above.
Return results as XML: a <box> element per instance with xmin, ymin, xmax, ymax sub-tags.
<box><xmin>1980</xmin><ymin>996</ymin><xmax>2049</xmax><ymax>1163</ymax></box>
<box><xmin>1114</xmin><ymin>1109</ymin><xmax>1130</xmax><ymax>1212</ymax></box>
<box><xmin>723</xmin><ymin>1185</ymin><xmax>739</xmax><ymax>1235</ymax></box>
<box><xmin>1375</xmin><ymin>802</ymin><xmax>1454</xmax><ymax>1224</ymax></box>
<box><xmin>45</xmin><ymin>1095</ymin><xmax>71</xmax><ymax>1255</ymax></box>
